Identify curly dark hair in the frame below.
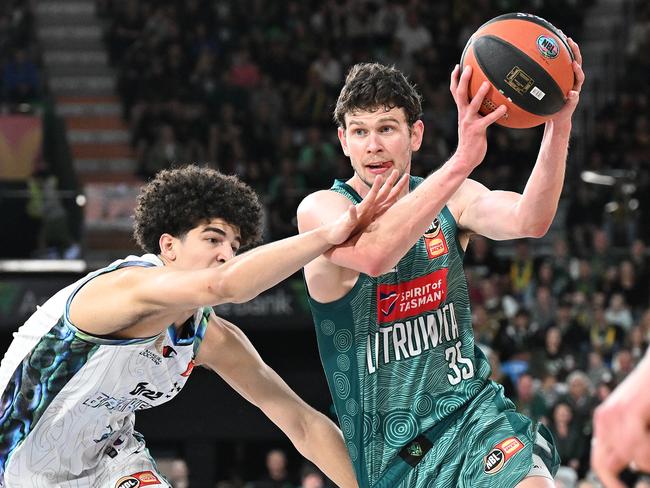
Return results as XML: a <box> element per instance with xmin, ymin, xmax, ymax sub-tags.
<box><xmin>333</xmin><ymin>62</ymin><xmax>423</xmax><ymax>129</ymax></box>
<box><xmin>133</xmin><ymin>165</ymin><xmax>263</xmax><ymax>254</ymax></box>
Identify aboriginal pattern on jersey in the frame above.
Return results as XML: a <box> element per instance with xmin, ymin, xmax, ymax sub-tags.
<box><xmin>0</xmin><ymin>318</ymin><xmax>98</xmax><ymax>478</ymax></box>
<box><xmin>308</xmin><ymin>177</ymin><xmax>492</xmax><ymax>486</ymax></box>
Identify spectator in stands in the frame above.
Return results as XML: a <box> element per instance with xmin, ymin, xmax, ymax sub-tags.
<box><xmin>589</xmin><ymin>306</ymin><xmax>624</xmax><ymax>362</ymax></box>
<box><xmin>1</xmin><ymin>48</ymin><xmax>40</xmax><ymax>103</ymax></box>
<box><xmin>530</xmin><ymin>326</ymin><xmax>575</xmax><ymax>381</ymax></box>
<box><xmin>493</xmin><ymin>309</ymin><xmax>541</xmax><ymax>362</ymax></box>
<box><xmin>140</xmin><ymin>124</ymin><xmax>188</xmax><ymax>179</ymax></box>
<box><xmin>561</xmin><ymin>371</ymin><xmax>596</xmax><ymax>438</ymax></box>
<box><xmin>548</xmin><ymin>401</ymin><xmax>586</xmax><ymax>475</ymax></box>
<box><xmin>513</xmin><ymin>373</ymin><xmax>548</xmax><ymax>424</ymax></box>
<box><xmin>464</xmin><ymin>235</ymin><xmax>502</xmax><ymax>279</ymax></box>
<box><xmin>615</xmin><ymin>258</ymin><xmax>648</xmax><ymax>313</ymax></box>
<box><xmin>248</xmin><ymin>449</ymin><xmax>293</xmax><ymax>488</ymax></box>
<box><xmin>604</xmin><ymin>293</ymin><xmax>634</xmax><ymax>332</ymax></box>
<box><xmin>297</xmin><ymin>463</ymin><xmax>325</xmax><ymax>488</ymax></box>
<box><xmin>508</xmin><ymin>239</ymin><xmax>536</xmax><ymax>302</ymax></box>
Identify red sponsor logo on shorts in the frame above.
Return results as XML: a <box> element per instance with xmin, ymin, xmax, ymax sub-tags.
<box><xmin>377</xmin><ymin>269</ymin><xmax>448</xmax><ymax>324</ymax></box>
<box><xmin>484</xmin><ymin>437</ymin><xmax>525</xmax><ymax>475</ymax></box>
<box><xmin>115</xmin><ymin>471</ymin><xmax>161</xmax><ymax>488</ymax></box>
<box><xmin>135</xmin><ymin>471</ymin><xmax>161</xmax><ymax>486</ymax></box>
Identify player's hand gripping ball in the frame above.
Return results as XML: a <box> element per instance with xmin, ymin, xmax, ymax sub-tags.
<box><xmin>461</xmin><ymin>12</ymin><xmax>575</xmax><ymax>128</ymax></box>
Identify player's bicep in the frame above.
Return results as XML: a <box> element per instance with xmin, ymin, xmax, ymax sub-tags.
<box><xmin>453</xmin><ymin>179</ymin><xmax>523</xmax><ymax>240</ymax></box>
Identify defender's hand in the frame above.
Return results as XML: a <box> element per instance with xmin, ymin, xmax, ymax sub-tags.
<box><xmin>323</xmin><ymin>170</ymin><xmax>408</xmax><ymax>245</ymax></box>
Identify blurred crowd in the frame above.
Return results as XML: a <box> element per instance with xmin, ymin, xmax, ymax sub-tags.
<box><xmin>97</xmin><ymin>0</ymin><xmax>595</xmax><ymax>241</ymax></box>
<box><xmin>3</xmin><ymin>0</ymin><xmax>650</xmax><ymax>486</ymax></box>
<box><xmin>0</xmin><ymin>0</ymin><xmax>42</xmax><ymax>107</ymax></box>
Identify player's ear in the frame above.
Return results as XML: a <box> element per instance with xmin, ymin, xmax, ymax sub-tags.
<box><xmin>410</xmin><ymin>120</ymin><xmax>424</xmax><ymax>151</ymax></box>
<box><xmin>159</xmin><ymin>233</ymin><xmax>176</xmax><ymax>261</ymax></box>
<box><xmin>338</xmin><ymin>126</ymin><xmax>350</xmax><ymax>157</ymax></box>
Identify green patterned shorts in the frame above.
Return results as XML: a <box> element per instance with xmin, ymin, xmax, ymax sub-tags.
<box><xmin>372</xmin><ymin>382</ymin><xmax>560</xmax><ymax>488</ymax></box>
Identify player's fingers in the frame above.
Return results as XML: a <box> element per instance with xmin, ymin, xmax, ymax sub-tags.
<box><xmin>596</xmin><ymin>467</ymin><xmax>627</xmax><ymax>488</ymax></box>
<box><xmin>631</xmin><ymin>438</ymin><xmax>650</xmax><ymax>472</ymax></box>
<box><xmin>391</xmin><ymin>173</ymin><xmax>409</xmax><ymax>198</ymax></box>
<box><xmin>480</xmin><ymin>104</ymin><xmax>507</xmax><ymax>127</ymax></box>
<box><xmin>363</xmin><ymin>173</ymin><xmax>384</xmax><ymax>205</ymax></box>
<box><xmin>572</xmin><ymin>60</ymin><xmax>585</xmax><ymax>91</ymax></box>
<box><xmin>568</xmin><ymin>37</ymin><xmax>583</xmax><ymax>66</ymax></box>
<box><xmin>378</xmin><ymin>173</ymin><xmax>409</xmax><ymax>213</ymax></box>
<box><xmin>563</xmin><ymin>90</ymin><xmax>579</xmax><ymax>109</ymax></box>
<box><xmin>449</xmin><ymin>64</ymin><xmax>460</xmax><ymax>99</ymax></box>
<box><xmin>468</xmin><ymin>81</ymin><xmax>490</xmax><ymax>113</ymax></box>
<box><xmin>456</xmin><ymin>65</ymin><xmax>472</xmax><ymax>105</ymax></box>
<box><xmin>375</xmin><ymin>170</ymin><xmax>399</xmax><ymax>202</ymax></box>
<box><xmin>346</xmin><ymin>204</ymin><xmax>358</xmax><ymax>225</ymax></box>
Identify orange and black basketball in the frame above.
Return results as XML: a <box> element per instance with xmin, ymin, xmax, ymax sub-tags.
<box><xmin>460</xmin><ymin>13</ymin><xmax>575</xmax><ymax>129</ymax></box>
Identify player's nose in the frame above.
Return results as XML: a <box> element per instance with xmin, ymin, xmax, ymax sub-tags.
<box><xmin>216</xmin><ymin>244</ymin><xmax>235</xmax><ymax>263</ymax></box>
<box><xmin>366</xmin><ymin>131</ymin><xmax>383</xmax><ymax>153</ymax></box>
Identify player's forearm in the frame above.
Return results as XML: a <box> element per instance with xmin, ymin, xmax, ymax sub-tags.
<box><xmin>333</xmin><ymin>157</ymin><xmax>472</xmax><ymax>275</ymax></box>
<box><xmin>514</xmin><ymin>121</ymin><xmax>570</xmax><ymax>236</ymax></box>
<box><xmin>213</xmin><ymin>228</ymin><xmax>333</xmax><ymax>304</ymax></box>
<box><xmin>297</xmin><ymin>412</ymin><xmax>359</xmax><ymax>488</ymax></box>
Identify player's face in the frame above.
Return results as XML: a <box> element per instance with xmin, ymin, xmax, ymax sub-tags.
<box><xmin>338</xmin><ymin>107</ymin><xmax>424</xmax><ymax>188</ymax></box>
<box><xmin>174</xmin><ymin>218</ymin><xmax>241</xmax><ymax>270</ymax></box>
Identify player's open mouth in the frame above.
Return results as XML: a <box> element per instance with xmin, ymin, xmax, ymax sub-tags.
<box><xmin>366</xmin><ymin>161</ymin><xmax>392</xmax><ymax>174</ymax></box>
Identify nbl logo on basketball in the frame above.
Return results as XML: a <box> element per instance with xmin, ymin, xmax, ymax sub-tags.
<box><xmin>536</xmin><ymin>35</ymin><xmax>559</xmax><ymax>58</ymax></box>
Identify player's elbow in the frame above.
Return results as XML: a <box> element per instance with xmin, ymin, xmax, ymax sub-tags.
<box><xmin>524</xmin><ymin>219</ymin><xmax>552</xmax><ymax>238</ymax></box>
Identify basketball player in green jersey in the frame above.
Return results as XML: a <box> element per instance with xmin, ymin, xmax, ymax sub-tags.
<box><xmin>297</xmin><ymin>38</ymin><xmax>584</xmax><ymax>488</ymax></box>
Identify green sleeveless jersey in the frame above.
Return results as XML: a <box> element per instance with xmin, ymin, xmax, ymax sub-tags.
<box><xmin>307</xmin><ymin>177</ymin><xmax>492</xmax><ymax>486</ymax></box>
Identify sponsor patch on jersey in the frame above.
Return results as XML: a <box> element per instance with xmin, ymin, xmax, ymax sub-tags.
<box><xmin>423</xmin><ymin>218</ymin><xmax>449</xmax><ymax>259</ymax></box>
<box><xmin>424</xmin><ymin>217</ymin><xmax>441</xmax><ymax>238</ymax></box>
<box><xmin>115</xmin><ymin>471</ymin><xmax>161</xmax><ymax>488</ymax></box>
<box><xmin>377</xmin><ymin>269</ymin><xmax>448</xmax><ymax>324</ymax></box>
<box><xmin>162</xmin><ymin>345</ymin><xmax>177</xmax><ymax>358</ymax></box>
<box><xmin>398</xmin><ymin>435</ymin><xmax>433</xmax><ymax>467</ymax></box>
<box><xmin>484</xmin><ymin>437</ymin><xmax>524</xmax><ymax>474</ymax></box>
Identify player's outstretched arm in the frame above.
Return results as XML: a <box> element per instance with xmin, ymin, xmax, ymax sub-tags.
<box><xmin>196</xmin><ymin>313</ymin><xmax>359</xmax><ymax>488</ymax></box>
<box><xmin>140</xmin><ymin>170</ymin><xmax>402</xmax><ymax>306</ymax></box>
<box><xmin>591</xmin><ymin>347</ymin><xmax>650</xmax><ymax>488</ymax></box>
<box><xmin>298</xmin><ymin>65</ymin><xmax>506</xmax><ymax>277</ymax></box>
<box><xmin>69</xmin><ymin>171</ymin><xmax>405</xmax><ymax>337</ymax></box>
<box><xmin>451</xmin><ymin>38</ymin><xmax>585</xmax><ymax>241</ymax></box>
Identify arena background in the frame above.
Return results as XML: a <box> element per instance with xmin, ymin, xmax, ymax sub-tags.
<box><xmin>1</xmin><ymin>0</ymin><xmax>649</xmax><ymax>486</ymax></box>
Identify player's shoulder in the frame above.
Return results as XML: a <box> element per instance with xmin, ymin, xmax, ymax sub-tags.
<box><xmin>298</xmin><ymin>189</ymin><xmax>353</xmax><ymax>217</ymax></box>
<box><xmin>297</xmin><ymin>189</ymin><xmax>354</xmax><ymax>233</ymax></box>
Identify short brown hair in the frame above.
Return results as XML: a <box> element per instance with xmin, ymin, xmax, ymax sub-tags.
<box><xmin>333</xmin><ymin>63</ymin><xmax>423</xmax><ymax>128</ymax></box>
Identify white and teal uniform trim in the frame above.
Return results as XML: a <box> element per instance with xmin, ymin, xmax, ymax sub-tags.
<box><xmin>0</xmin><ymin>254</ymin><xmax>207</xmax><ymax>487</ymax></box>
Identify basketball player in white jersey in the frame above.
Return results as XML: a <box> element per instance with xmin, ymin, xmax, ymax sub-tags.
<box><xmin>0</xmin><ymin>165</ymin><xmax>406</xmax><ymax>488</ymax></box>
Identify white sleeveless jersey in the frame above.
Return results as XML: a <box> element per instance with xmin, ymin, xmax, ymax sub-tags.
<box><xmin>0</xmin><ymin>254</ymin><xmax>208</xmax><ymax>486</ymax></box>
